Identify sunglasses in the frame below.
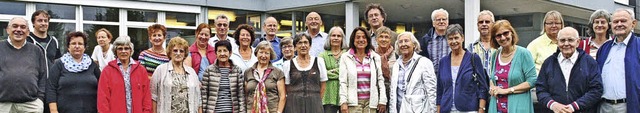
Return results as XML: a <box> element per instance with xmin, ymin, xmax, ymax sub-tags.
<box><xmin>172</xmin><ymin>49</ymin><xmax>185</xmax><ymax>54</ymax></box>
<box><xmin>495</xmin><ymin>31</ymin><xmax>511</xmax><ymax>39</ymax></box>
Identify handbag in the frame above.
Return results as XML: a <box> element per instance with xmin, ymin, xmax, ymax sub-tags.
<box><xmin>470</xmin><ymin>53</ymin><xmax>489</xmax><ymax>112</ymax></box>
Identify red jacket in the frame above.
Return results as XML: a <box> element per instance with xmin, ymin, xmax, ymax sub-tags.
<box><xmin>97</xmin><ymin>60</ymin><xmax>152</xmax><ymax>113</ymax></box>
<box><xmin>189</xmin><ymin>43</ymin><xmax>216</xmax><ymax>73</ymax></box>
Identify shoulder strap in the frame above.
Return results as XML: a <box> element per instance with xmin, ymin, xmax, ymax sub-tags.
<box><xmin>405</xmin><ymin>57</ymin><xmax>421</xmax><ymax>83</ymax></box>
<box><xmin>470</xmin><ymin>53</ymin><xmax>479</xmax><ymax>85</ymax></box>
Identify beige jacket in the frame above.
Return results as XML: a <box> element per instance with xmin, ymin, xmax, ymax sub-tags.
<box><xmin>339</xmin><ymin>51</ymin><xmax>387</xmax><ymax>108</ymax></box>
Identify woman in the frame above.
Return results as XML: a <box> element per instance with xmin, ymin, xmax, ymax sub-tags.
<box><xmin>151</xmin><ymin>37</ymin><xmax>202</xmax><ymax>113</ymax></box>
<box><xmin>488</xmin><ymin>20</ymin><xmax>537</xmax><ymax>113</ymax></box>
<box><xmin>339</xmin><ymin>27</ymin><xmax>386</xmax><ymax>113</ymax></box>
<box><xmin>47</xmin><ymin>31</ymin><xmax>101</xmax><ymax>113</ymax></box>
<box><xmin>318</xmin><ymin>26</ymin><xmax>349</xmax><ymax>113</ymax></box>
<box><xmin>580</xmin><ymin>9</ymin><xmax>611</xmax><ymax>59</ymax></box>
<box><xmin>97</xmin><ymin>36</ymin><xmax>152</xmax><ymax>113</ymax></box>
<box><xmin>201</xmin><ymin>40</ymin><xmax>246</xmax><ymax>113</ymax></box>
<box><xmin>273</xmin><ymin>37</ymin><xmax>294</xmax><ymax>69</ymax></box>
<box><xmin>244</xmin><ymin>41</ymin><xmax>287</xmax><ymax>113</ymax></box>
<box><xmin>527</xmin><ymin>10</ymin><xmax>564</xmax><ymax>73</ymax></box>
<box><xmin>436</xmin><ymin>24</ymin><xmax>489</xmax><ymax>113</ymax></box>
<box><xmin>230</xmin><ymin>24</ymin><xmax>258</xmax><ymax>71</ymax></box>
<box><xmin>188</xmin><ymin>23</ymin><xmax>216</xmax><ymax>80</ymax></box>
<box><xmin>139</xmin><ymin>24</ymin><xmax>170</xmax><ymax>78</ymax></box>
<box><xmin>374</xmin><ymin>27</ymin><xmax>397</xmax><ymax>106</ymax></box>
<box><xmin>91</xmin><ymin>28</ymin><xmax>115</xmax><ymax>71</ymax></box>
<box><xmin>388</xmin><ymin>32</ymin><xmax>437</xmax><ymax>113</ymax></box>
<box><xmin>282</xmin><ymin>33</ymin><xmax>328</xmax><ymax>113</ymax></box>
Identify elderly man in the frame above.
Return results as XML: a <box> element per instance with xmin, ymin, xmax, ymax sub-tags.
<box><xmin>364</xmin><ymin>3</ymin><xmax>387</xmax><ymax>48</ymax></box>
<box><xmin>418</xmin><ymin>8</ymin><xmax>450</xmax><ymax>75</ymax></box>
<box><xmin>0</xmin><ymin>17</ymin><xmax>47</xmax><ymax>113</ymax></box>
<box><xmin>306</xmin><ymin>12</ymin><xmax>328</xmax><ymax>57</ymax></box>
<box><xmin>469</xmin><ymin>10</ymin><xmax>497</xmax><ymax>70</ymax></box>
<box><xmin>252</xmin><ymin>17</ymin><xmax>282</xmax><ymax>62</ymax></box>
<box><xmin>536</xmin><ymin>27</ymin><xmax>602</xmax><ymax>113</ymax></box>
<box><xmin>208</xmin><ymin>14</ymin><xmax>238</xmax><ymax>53</ymax></box>
<box><xmin>597</xmin><ymin>8</ymin><xmax>640</xmax><ymax>113</ymax></box>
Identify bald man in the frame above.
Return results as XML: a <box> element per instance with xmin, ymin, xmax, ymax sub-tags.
<box><xmin>536</xmin><ymin>27</ymin><xmax>602</xmax><ymax>113</ymax></box>
<box><xmin>252</xmin><ymin>17</ymin><xmax>283</xmax><ymax>62</ymax></box>
<box><xmin>305</xmin><ymin>12</ymin><xmax>328</xmax><ymax>57</ymax></box>
<box><xmin>0</xmin><ymin>17</ymin><xmax>47</xmax><ymax>113</ymax></box>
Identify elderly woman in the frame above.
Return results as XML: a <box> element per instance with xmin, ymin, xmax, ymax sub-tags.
<box><xmin>273</xmin><ymin>37</ymin><xmax>294</xmax><ymax>69</ymax></box>
<box><xmin>230</xmin><ymin>24</ymin><xmax>258</xmax><ymax>71</ymax></box>
<box><xmin>282</xmin><ymin>33</ymin><xmax>328</xmax><ymax>113</ymax></box>
<box><xmin>201</xmin><ymin>40</ymin><xmax>246</xmax><ymax>113</ymax></box>
<box><xmin>97</xmin><ymin>36</ymin><xmax>152</xmax><ymax>113</ymax></box>
<box><xmin>436</xmin><ymin>24</ymin><xmax>489</xmax><ymax>113</ymax></box>
<box><xmin>580</xmin><ymin>9</ymin><xmax>611</xmax><ymax>59</ymax></box>
<box><xmin>374</xmin><ymin>26</ymin><xmax>397</xmax><ymax>86</ymax></box>
<box><xmin>188</xmin><ymin>23</ymin><xmax>216</xmax><ymax>80</ymax></box>
<box><xmin>318</xmin><ymin>26</ymin><xmax>349</xmax><ymax>113</ymax></box>
<box><xmin>139</xmin><ymin>24</ymin><xmax>170</xmax><ymax>77</ymax></box>
<box><xmin>527</xmin><ymin>10</ymin><xmax>564</xmax><ymax>73</ymax></box>
<box><xmin>339</xmin><ymin>27</ymin><xmax>386</xmax><ymax>113</ymax></box>
<box><xmin>488</xmin><ymin>20</ymin><xmax>537</xmax><ymax>113</ymax></box>
<box><xmin>388</xmin><ymin>32</ymin><xmax>437</xmax><ymax>113</ymax></box>
<box><xmin>91</xmin><ymin>28</ymin><xmax>115</xmax><ymax>70</ymax></box>
<box><xmin>47</xmin><ymin>31</ymin><xmax>101</xmax><ymax>113</ymax></box>
<box><xmin>151</xmin><ymin>37</ymin><xmax>202</xmax><ymax>113</ymax></box>
<box><xmin>244</xmin><ymin>41</ymin><xmax>286</xmax><ymax>113</ymax></box>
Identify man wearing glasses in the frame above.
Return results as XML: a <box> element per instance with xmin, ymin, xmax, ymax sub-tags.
<box><xmin>418</xmin><ymin>8</ymin><xmax>450</xmax><ymax>75</ymax></box>
<box><xmin>469</xmin><ymin>10</ymin><xmax>497</xmax><ymax>71</ymax></box>
<box><xmin>209</xmin><ymin>14</ymin><xmax>239</xmax><ymax>53</ymax></box>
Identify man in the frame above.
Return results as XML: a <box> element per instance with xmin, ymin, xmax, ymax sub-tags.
<box><xmin>418</xmin><ymin>8</ymin><xmax>450</xmax><ymax>75</ymax></box>
<box><xmin>596</xmin><ymin>8</ymin><xmax>640</xmax><ymax>113</ymax></box>
<box><xmin>469</xmin><ymin>10</ymin><xmax>497</xmax><ymax>71</ymax></box>
<box><xmin>208</xmin><ymin>14</ymin><xmax>239</xmax><ymax>53</ymax></box>
<box><xmin>536</xmin><ymin>27</ymin><xmax>602</xmax><ymax>113</ymax></box>
<box><xmin>252</xmin><ymin>17</ymin><xmax>282</xmax><ymax>62</ymax></box>
<box><xmin>528</xmin><ymin>10</ymin><xmax>564</xmax><ymax>73</ymax></box>
<box><xmin>0</xmin><ymin>17</ymin><xmax>47</xmax><ymax>113</ymax></box>
<box><xmin>305</xmin><ymin>12</ymin><xmax>328</xmax><ymax>57</ymax></box>
<box><xmin>365</xmin><ymin>3</ymin><xmax>387</xmax><ymax>48</ymax></box>
<box><xmin>28</xmin><ymin>10</ymin><xmax>61</xmax><ymax>73</ymax></box>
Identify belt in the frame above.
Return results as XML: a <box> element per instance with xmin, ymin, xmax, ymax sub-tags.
<box><xmin>603</xmin><ymin>98</ymin><xmax>626</xmax><ymax>104</ymax></box>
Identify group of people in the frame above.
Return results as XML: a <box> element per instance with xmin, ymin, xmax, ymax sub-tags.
<box><xmin>1</xmin><ymin>2</ymin><xmax>640</xmax><ymax>113</ymax></box>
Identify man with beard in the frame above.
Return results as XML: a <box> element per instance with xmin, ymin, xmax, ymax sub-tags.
<box><xmin>306</xmin><ymin>12</ymin><xmax>328</xmax><ymax>57</ymax></box>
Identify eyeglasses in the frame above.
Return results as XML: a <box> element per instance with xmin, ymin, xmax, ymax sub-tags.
<box><xmin>495</xmin><ymin>31</ymin><xmax>511</xmax><ymax>39</ymax></box>
<box><xmin>116</xmin><ymin>47</ymin><xmax>132</xmax><ymax>51</ymax></box>
<box><xmin>216</xmin><ymin>23</ymin><xmax>228</xmax><ymax>27</ymax></box>
<box><xmin>544</xmin><ymin>22</ymin><xmax>562</xmax><ymax>26</ymax></box>
<box><xmin>478</xmin><ymin>20</ymin><xmax>491</xmax><ymax>24</ymax></box>
<box><xmin>434</xmin><ymin>18</ymin><xmax>447</xmax><ymax>22</ymax></box>
<box><xmin>172</xmin><ymin>49</ymin><xmax>185</xmax><ymax>54</ymax></box>
<box><xmin>558</xmin><ymin>38</ymin><xmax>577</xmax><ymax>43</ymax></box>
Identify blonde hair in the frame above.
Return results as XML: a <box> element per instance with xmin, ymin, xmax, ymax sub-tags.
<box><xmin>166</xmin><ymin>37</ymin><xmax>189</xmax><ymax>60</ymax></box>
<box><xmin>255</xmin><ymin>41</ymin><xmax>278</xmax><ymax>62</ymax></box>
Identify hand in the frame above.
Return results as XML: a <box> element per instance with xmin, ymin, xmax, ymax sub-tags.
<box><xmin>341</xmin><ymin>104</ymin><xmax>349</xmax><ymax>113</ymax></box>
<box><xmin>496</xmin><ymin>88</ymin><xmax>510</xmax><ymax>95</ymax></box>
<box><xmin>550</xmin><ymin>103</ymin><xmax>565</xmax><ymax>113</ymax></box>
<box><xmin>377</xmin><ymin>104</ymin><xmax>386</xmax><ymax>113</ymax></box>
<box><xmin>489</xmin><ymin>86</ymin><xmax>500</xmax><ymax>97</ymax></box>
<box><xmin>478</xmin><ymin>108</ymin><xmax>485</xmax><ymax>113</ymax></box>
<box><xmin>561</xmin><ymin>105</ymin><xmax>575</xmax><ymax>113</ymax></box>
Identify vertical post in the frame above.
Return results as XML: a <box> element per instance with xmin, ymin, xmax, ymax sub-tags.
<box><xmin>465</xmin><ymin>0</ymin><xmax>480</xmax><ymax>48</ymax></box>
<box><xmin>292</xmin><ymin>12</ymin><xmax>297</xmax><ymax>35</ymax></box>
<box><xmin>345</xmin><ymin>2</ymin><xmax>359</xmax><ymax>43</ymax></box>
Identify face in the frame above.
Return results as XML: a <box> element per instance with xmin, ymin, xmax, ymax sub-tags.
<box><xmin>238</xmin><ymin>29</ymin><xmax>252</xmax><ymax>46</ymax></box>
<box><xmin>544</xmin><ymin>16</ymin><xmax>563</xmax><ymax>38</ymax></box>
<box><xmin>68</xmin><ymin>36</ymin><xmax>86</xmax><ymax>57</ymax></box>
<box><xmin>611</xmin><ymin>11</ymin><xmax>637</xmax><ymax>37</ymax></box>
<box><xmin>149</xmin><ymin>30</ymin><xmax>165</xmax><ymax>47</ymax></box>
<box><xmin>215</xmin><ymin>18</ymin><xmax>229</xmax><ymax>37</ymax></box>
<box><xmin>330</xmin><ymin>30</ymin><xmax>344</xmax><ymax>47</ymax></box>
<box><xmin>295</xmin><ymin>37</ymin><xmax>311</xmax><ymax>55</ymax></box>
<box><xmin>33</xmin><ymin>14</ymin><xmax>49</xmax><ymax>33</ymax></box>
<box><xmin>447</xmin><ymin>33</ymin><xmax>464</xmax><ymax>51</ymax></box>
<box><xmin>216</xmin><ymin>46</ymin><xmax>230</xmax><ymax>62</ymax></box>
<box><xmin>306</xmin><ymin>13</ymin><xmax>322</xmax><ymax>31</ymax></box>
<box><xmin>170</xmin><ymin>46</ymin><xmax>187</xmax><ymax>62</ymax></box>
<box><xmin>197</xmin><ymin>28</ymin><xmax>211</xmax><ymax>45</ymax></box>
<box><xmin>592</xmin><ymin>17</ymin><xmax>609</xmax><ymax>35</ymax></box>
<box><xmin>432</xmin><ymin>12</ymin><xmax>449</xmax><ymax>31</ymax></box>
<box><xmin>7</xmin><ymin>19</ymin><xmax>29</xmax><ymax>42</ymax></box>
<box><xmin>115</xmin><ymin>45</ymin><xmax>132</xmax><ymax>61</ymax></box>
<box><xmin>477</xmin><ymin>14</ymin><xmax>493</xmax><ymax>36</ymax></box>
<box><xmin>354</xmin><ymin>30</ymin><xmax>368</xmax><ymax>49</ymax></box>
<box><xmin>376</xmin><ymin>33</ymin><xmax>391</xmax><ymax>47</ymax></box>
<box><xmin>257</xmin><ymin>48</ymin><xmax>271</xmax><ymax>65</ymax></box>
<box><xmin>96</xmin><ymin>31</ymin><xmax>111</xmax><ymax>47</ymax></box>
<box><xmin>494</xmin><ymin>28</ymin><xmax>514</xmax><ymax>47</ymax></box>
<box><xmin>367</xmin><ymin>9</ymin><xmax>384</xmax><ymax>29</ymax></box>
<box><xmin>557</xmin><ymin>30</ymin><xmax>579</xmax><ymax>57</ymax></box>
<box><xmin>397</xmin><ymin>35</ymin><xmax>415</xmax><ymax>56</ymax></box>
<box><xmin>263</xmin><ymin>18</ymin><xmax>279</xmax><ymax>36</ymax></box>
<box><xmin>282</xmin><ymin>43</ymin><xmax>294</xmax><ymax>58</ymax></box>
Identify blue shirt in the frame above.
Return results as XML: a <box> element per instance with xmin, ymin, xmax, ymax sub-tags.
<box><xmin>601</xmin><ymin>34</ymin><xmax>630</xmax><ymax>100</ymax></box>
<box><xmin>451</xmin><ymin>66</ymin><xmax>460</xmax><ymax>110</ymax></box>
<box><xmin>427</xmin><ymin>32</ymin><xmax>450</xmax><ymax>75</ymax></box>
<box><xmin>307</xmin><ymin>31</ymin><xmax>328</xmax><ymax>57</ymax></box>
<box><xmin>198</xmin><ymin>57</ymin><xmax>209</xmax><ymax>80</ymax></box>
<box><xmin>252</xmin><ymin>36</ymin><xmax>282</xmax><ymax>62</ymax></box>
<box><xmin>117</xmin><ymin>58</ymin><xmax>136</xmax><ymax>113</ymax></box>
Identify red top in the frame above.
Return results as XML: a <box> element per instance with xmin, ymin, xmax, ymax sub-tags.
<box><xmin>97</xmin><ymin>60</ymin><xmax>152</xmax><ymax>113</ymax></box>
<box><xmin>495</xmin><ymin>58</ymin><xmax>511</xmax><ymax>113</ymax></box>
<box><xmin>189</xmin><ymin>43</ymin><xmax>216</xmax><ymax>73</ymax></box>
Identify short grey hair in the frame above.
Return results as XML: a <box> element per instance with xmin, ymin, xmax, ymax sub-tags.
<box><xmin>254</xmin><ymin>41</ymin><xmax>278</xmax><ymax>62</ymax></box>
<box><xmin>394</xmin><ymin>32</ymin><xmax>421</xmax><ymax>54</ymax></box>
<box><xmin>431</xmin><ymin>8</ymin><xmax>449</xmax><ymax>21</ymax></box>
<box><xmin>587</xmin><ymin>9</ymin><xmax>611</xmax><ymax>37</ymax></box>
<box><xmin>559</xmin><ymin>27</ymin><xmax>580</xmax><ymax>40</ymax></box>
<box><xmin>445</xmin><ymin>24</ymin><xmax>464</xmax><ymax>37</ymax></box>
<box><xmin>8</xmin><ymin>17</ymin><xmax>28</xmax><ymax>28</ymax></box>
<box><xmin>112</xmin><ymin>36</ymin><xmax>134</xmax><ymax>55</ymax></box>
<box><xmin>215</xmin><ymin>14</ymin><xmax>230</xmax><ymax>23</ymax></box>
<box><xmin>324</xmin><ymin>26</ymin><xmax>349</xmax><ymax>50</ymax></box>
<box><xmin>614</xmin><ymin>8</ymin><xmax>636</xmax><ymax>20</ymax></box>
<box><xmin>478</xmin><ymin>10</ymin><xmax>495</xmax><ymax>22</ymax></box>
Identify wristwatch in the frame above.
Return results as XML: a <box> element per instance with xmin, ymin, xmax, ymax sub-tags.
<box><xmin>509</xmin><ymin>88</ymin><xmax>515</xmax><ymax>94</ymax></box>
<box><xmin>480</xmin><ymin>107</ymin><xmax>486</xmax><ymax>110</ymax></box>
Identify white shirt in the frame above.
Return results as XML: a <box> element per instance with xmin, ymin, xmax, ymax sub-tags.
<box><xmin>557</xmin><ymin>49</ymin><xmax>578</xmax><ymax>88</ymax></box>
<box><xmin>229</xmin><ymin>47</ymin><xmax>257</xmax><ymax>72</ymax></box>
<box><xmin>282</xmin><ymin>56</ymin><xmax>328</xmax><ymax>84</ymax></box>
<box><xmin>306</xmin><ymin>31</ymin><xmax>328</xmax><ymax>57</ymax></box>
<box><xmin>91</xmin><ymin>45</ymin><xmax>115</xmax><ymax>71</ymax></box>
<box><xmin>208</xmin><ymin>35</ymin><xmax>239</xmax><ymax>53</ymax></box>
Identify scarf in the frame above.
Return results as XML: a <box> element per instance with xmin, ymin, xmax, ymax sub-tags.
<box><xmin>253</xmin><ymin>68</ymin><xmax>273</xmax><ymax>113</ymax></box>
<box><xmin>61</xmin><ymin>53</ymin><xmax>92</xmax><ymax>73</ymax></box>
<box><xmin>376</xmin><ymin>46</ymin><xmax>394</xmax><ymax>80</ymax></box>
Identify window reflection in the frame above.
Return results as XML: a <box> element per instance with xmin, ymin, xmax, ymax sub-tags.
<box><xmin>83</xmin><ymin>6</ymin><xmax>119</xmax><ymax>22</ymax></box>
<box><xmin>127</xmin><ymin>28</ymin><xmax>149</xmax><ymax>60</ymax></box>
<box><xmin>167</xmin><ymin>28</ymin><xmax>196</xmax><ymax>44</ymax></box>
<box><xmin>83</xmin><ymin>24</ymin><xmax>119</xmax><ymax>54</ymax></box>
<box><xmin>127</xmin><ymin>10</ymin><xmax>157</xmax><ymax>22</ymax></box>
<box><xmin>1</xmin><ymin>22</ymin><xmax>7</xmax><ymax>41</ymax></box>
<box><xmin>207</xmin><ymin>9</ymin><xmax>262</xmax><ymax>34</ymax></box>
<box><xmin>36</xmin><ymin>3</ymin><xmax>75</xmax><ymax>20</ymax></box>
<box><xmin>166</xmin><ymin>12</ymin><xmax>196</xmax><ymax>27</ymax></box>
<box><xmin>0</xmin><ymin>1</ymin><xmax>25</xmax><ymax>15</ymax></box>
<box><xmin>49</xmin><ymin>22</ymin><xmax>75</xmax><ymax>53</ymax></box>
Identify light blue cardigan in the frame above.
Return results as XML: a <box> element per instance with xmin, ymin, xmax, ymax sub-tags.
<box><xmin>487</xmin><ymin>46</ymin><xmax>537</xmax><ymax>113</ymax></box>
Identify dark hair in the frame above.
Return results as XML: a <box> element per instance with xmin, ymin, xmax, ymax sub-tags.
<box><xmin>349</xmin><ymin>27</ymin><xmax>373</xmax><ymax>54</ymax></box>
<box><xmin>490</xmin><ymin>20</ymin><xmax>519</xmax><ymax>49</ymax></box>
<box><xmin>148</xmin><ymin>24</ymin><xmax>167</xmax><ymax>36</ymax></box>
<box><xmin>31</xmin><ymin>10</ymin><xmax>50</xmax><ymax>23</ymax></box>
<box><xmin>293</xmin><ymin>33</ymin><xmax>312</xmax><ymax>47</ymax></box>
<box><xmin>214</xmin><ymin>40</ymin><xmax>233</xmax><ymax>54</ymax></box>
<box><xmin>364</xmin><ymin>3</ymin><xmax>387</xmax><ymax>23</ymax></box>
<box><xmin>233</xmin><ymin>24</ymin><xmax>255</xmax><ymax>46</ymax></box>
<box><xmin>66</xmin><ymin>31</ymin><xmax>88</xmax><ymax>47</ymax></box>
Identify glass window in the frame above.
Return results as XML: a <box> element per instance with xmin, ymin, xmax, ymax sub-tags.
<box><xmin>0</xmin><ymin>1</ymin><xmax>26</xmax><ymax>15</ymax></box>
<box><xmin>167</xmin><ymin>28</ymin><xmax>195</xmax><ymax>44</ymax></box>
<box><xmin>36</xmin><ymin>3</ymin><xmax>76</xmax><ymax>20</ymax></box>
<box><xmin>166</xmin><ymin>12</ymin><xmax>196</xmax><ymax>27</ymax></box>
<box><xmin>1</xmin><ymin>22</ymin><xmax>7</xmax><ymax>41</ymax></box>
<box><xmin>271</xmin><ymin>12</ymin><xmax>297</xmax><ymax>37</ymax></box>
<box><xmin>127</xmin><ymin>10</ymin><xmax>157</xmax><ymax>22</ymax></box>
<box><xmin>127</xmin><ymin>28</ymin><xmax>149</xmax><ymax>60</ymax></box>
<box><xmin>83</xmin><ymin>24</ymin><xmax>119</xmax><ymax>54</ymax></box>
<box><xmin>301</xmin><ymin>12</ymin><xmax>345</xmax><ymax>33</ymax></box>
<box><xmin>208</xmin><ymin>9</ymin><xmax>262</xmax><ymax>34</ymax></box>
<box><xmin>83</xmin><ymin>6</ymin><xmax>119</xmax><ymax>22</ymax></box>
<box><xmin>48</xmin><ymin>22</ymin><xmax>76</xmax><ymax>53</ymax></box>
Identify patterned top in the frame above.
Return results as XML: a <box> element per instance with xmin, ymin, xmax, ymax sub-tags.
<box><xmin>469</xmin><ymin>40</ymin><xmax>497</xmax><ymax>71</ymax></box>
<box><xmin>427</xmin><ymin>34</ymin><xmax>450</xmax><ymax>75</ymax></box>
<box><xmin>349</xmin><ymin>49</ymin><xmax>372</xmax><ymax>100</ymax></box>
<box><xmin>318</xmin><ymin>50</ymin><xmax>343</xmax><ymax>105</ymax></box>
<box><xmin>139</xmin><ymin>49</ymin><xmax>170</xmax><ymax>77</ymax></box>
<box><xmin>117</xmin><ymin>59</ymin><xmax>136</xmax><ymax>113</ymax></box>
<box><xmin>170</xmin><ymin>72</ymin><xmax>189</xmax><ymax>113</ymax></box>
<box><xmin>396</xmin><ymin>59</ymin><xmax>411</xmax><ymax>111</ymax></box>
<box><xmin>215</xmin><ymin>68</ymin><xmax>233</xmax><ymax>112</ymax></box>
<box><xmin>495</xmin><ymin>56</ymin><xmax>511</xmax><ymax>113</ymax></box>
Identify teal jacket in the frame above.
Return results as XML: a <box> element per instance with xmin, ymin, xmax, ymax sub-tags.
<box><xmin>488</xmin><ymin>46</ymin><xmax>537</xmax><ymax>113</ymax></box>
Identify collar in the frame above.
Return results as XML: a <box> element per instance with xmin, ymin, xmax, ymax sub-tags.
<box><xmin>557</xmin><ymin>49</ymin><xmax>578</xmax><ymax>64</ymax></box>
<box><xmin>260</xmin><ymin>35</ymin><xmax>281</xmax><ymax>43</ymax></box>
<box><xmin>432</xmin><ymin>29</ymin><xmax>445</xmax><ymax>39</ymax></box>
<box><xmin>117</xmin><ymin>58</ymin><xmax>137</xmax><ymax>66</ymax></box>
<box><xmin>539</xmin><ymin>33</ymin><xmax>557</xmax><ymax>45</ymax></box>
<box><xmin>189</xmin><ymin>43</ymin><xmax>215</xmax><ymax>53</ymax></box>
<box><xmin>614</xmin><ymin>32</ymin><xmax>632</xmax><ymax>46</ymax></box>
<box><xmin>397</xmin><ymin>52</ymin><xmax>421</xmax><ymax>62</ymax></box>
<box><xmin>211</xmin><ymin>35</ymin><xmax>234</xmax><ymax>42</ymax></box>
<box><xmin>166</xmin><ymin>61</ymin><xmax>192</xmax><ymax>75</ymax></box>
<box><xmin>348</xmin><ymin>48</ymin><xmax>371</xmax><ymax>56</ymax></box>
<box><xmin>305</xmin><ymin>30</ymin><xmax>327</xmax><ymax>38</ymax></box>
<box><xmin>7</xmin><ymin>39</ymin><xmax>26</xmax><ymax>49</ymax></box>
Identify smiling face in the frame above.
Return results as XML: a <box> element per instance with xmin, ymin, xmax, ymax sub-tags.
<box><xmin>170</xmin><ymin>46</ymin><xmax>187</xmax><ymax>62</ymax></box>
<box><xmin>282</xmin><ymin>42</ymin><xmax>294</xmax><ymax>58</ymax></box>
<box><xmin>238</xmin><ymin>29</ymin><xmax>252</xmax><ymax>46</ymax></box>
<box><xmin>544</xmin><ymin>16</ymin><xmax>563</xmax><ymax>38</ymax></box>
<box><xmin>257</xmin><ymin>48</ymin><xmax>271</xmax><ymax>65</ymax></box>
<box><xmin>295</xmin><ymin>36</ymin><xmax>311</xmax><ymax>55</ymax></box>
<box><xmin>592</xmin><ymin>17</ymin><xmax>609</xmax><ymax>35</ymax></box>
<box><xmin>433</xmin><ymin>11</ymin><xmax>449</xmax><ymax>31</ymax></box>
<box><xmin>330</xmin><ymin>29</ymin><xmax>344</xmax><ymax>48</ymax></box>
<box><xmin>354</xmin><ymin>30</ymin><xmax>368</xmax><ymax>49</ymax></box>
<box><xmin>446</xmin><ymin>33</ymin><xmax>464</xmax><ymax>51</ymax></box>
<box><xmin>397</xmin><ymin>34</ymin><xmax>415</xmax><ymax>56</ymax></box>
<box><xmin>33</xmin><ymin>14</ymin><xmax>49</xmax><ymax>33</ymax></box>
<box><xmin>377</xmin><ymin>32</ymin><xmax>391</xmax><ymax>47</ymax></box>
<box><xmin>115</xmin><ymin>45</ymin><xmax>132</xmax><ymax>61</ymax></box>
<box><xmin>263</xmin><ymin>17</ymin><xmax>279</xmax><ymax>37</ymax></box>
<box><xmin>494</xmin><ymin>28</ymin><xmax>514</xmax><ymax>47</ymax></box>
<box><xmin>196</xmin><ymin>28</ymin><xmax>211</xmax><ymax>46</ymax></box>
<box><xmin>216</xmin><ymin>46</ymin><xmax>230</xmax><ymax>62</ymax></box>
<box><xmin>611</xmin><ymin>11</ymin><xmax>637</xmax><ymax>38</ymax></box>
<box><xmin>557</xmin><ymin>28</ymin><xmax>579</xmax><ymax>57</ymax></box>
<box><xmin>7</xmin><ymin>18</ymin><xmax>29</xmax><ymax>43</ymax></box>
<box><xmin>215</xmin><ymin>18</ymin><xmax>229</xmax><ymax>37</ymax></box>
<box><xmin>68</xmin><ymin>36</ymin><xmax>86</xmax><ymax>58</ymax></box>
<box><xmin>477</xmin><ymin>14</ymin><xmax>493</xmax><ymax>36</ymax></box>
<box><xmin>367</xmin><ymin>8</ymin><xmax>384</xmax><ymax>29</ymax></box>
<box><xmin>306</xmin><ymin>12</ymin><xmax>322</xmax><ymax>31</ymax></box>
<box><xmin>149</xmin><ymin>30</ymin><xmax>165</xmax><ymax>47</ymax></box>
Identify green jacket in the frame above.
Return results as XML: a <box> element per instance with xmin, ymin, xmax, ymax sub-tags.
<box><xmin>488</xmin><ymin>46</ymin><xmax>537</xmax><ymax>113</ymax></box>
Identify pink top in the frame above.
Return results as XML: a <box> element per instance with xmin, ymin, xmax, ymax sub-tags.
<box><xmin>495</xmin><ymin>56</ymin><xmax>511</xmax><ymax>113</ymax></box>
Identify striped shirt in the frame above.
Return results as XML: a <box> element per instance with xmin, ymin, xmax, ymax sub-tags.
<box><xmin>427</xmin><ymin>34</ymin><xmax>450</xmax><ymax>75</ymax></box>
<box><xmin>215</xmin><ymin>68</ymin><xmax>233</xmax><ymax>112</ymax></box>
<box><xmin>354</xmin><ymin>53</ymin><xmax>372</xmax><ymax>100</ymax></box>
<box><xmin>138</xmin><ymin>49</ymin><xmax>170</xmax><ymax>76</ymax></box>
